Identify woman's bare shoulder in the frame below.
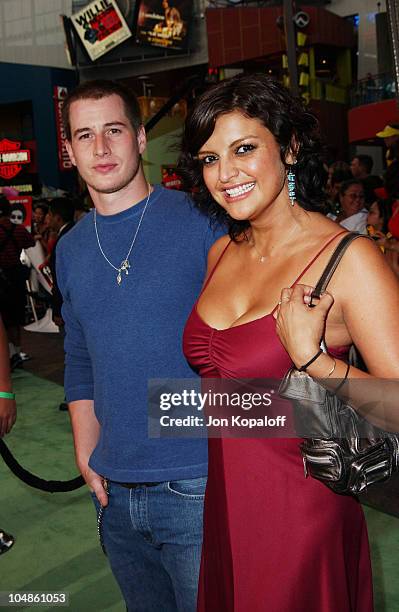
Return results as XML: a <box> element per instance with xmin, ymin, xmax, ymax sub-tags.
<box><xmin>333</xmin><ymin>234</ymin><xmax>399</xmax><ymax>306</ymax></box>
<box><xmin>207</xmin><ymin>234</ymin><xmax>232</xmax><ymax>268</ymax></box>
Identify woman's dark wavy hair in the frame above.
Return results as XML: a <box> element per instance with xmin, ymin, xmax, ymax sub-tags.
<box><xmin>178</xmin><ymin>74</ymin><xmax>327</xmax><ymax>240</ymax></box>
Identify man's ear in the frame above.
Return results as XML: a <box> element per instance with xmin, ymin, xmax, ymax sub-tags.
<box><xmin>65</xmin><ymin>140</ymin><xmax>77</xmax><ymax>167</ymax></box>
<box><xmin>137</xmin><ymin>126</ymin><xmax>147</xmax><ymax>155</ymax></box>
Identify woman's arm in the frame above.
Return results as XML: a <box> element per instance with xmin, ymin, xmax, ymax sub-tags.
<box><xmin>276</xmin><ymin>238</ymin><xmax>399</xmax><ymax>431</ymax></box>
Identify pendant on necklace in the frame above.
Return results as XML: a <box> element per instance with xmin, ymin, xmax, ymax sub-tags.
<box><xmin>116</xmin><ymin>259</ymin><xmax>130</xmax><ymax>285</ymax></box>
<box><xmin>120</xmin><ymin>259</ymin><xmax>130</xmax><ymax>274</ymax></box>
<box><xmin>259</xmin><ymin>256</ymin><xmax>266</xmax><ymax>263</ymax></box>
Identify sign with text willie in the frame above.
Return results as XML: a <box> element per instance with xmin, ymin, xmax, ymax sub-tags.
<box><xmin>71</xmin><ymin>0</ymin><xmax>132</xmax><ymax>61</ymax></box>
<box><xmin>136</xmin><ymin>0</ymin><xmax>191</xmax><ymax>51</ymax></box>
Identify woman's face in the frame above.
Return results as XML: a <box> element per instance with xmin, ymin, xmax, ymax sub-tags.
<box><xmin>198</xmin><ymin>111</ymin><xmax>291</xmax><ymax>222</ymax></box>
<box><xmin>367</xmin><ymin>201</ymin><xmax>383</xmax><ymax>230</ymax></box>
<box><xmin>34</xmin><ymin>207</ymin><xmax>45</xmax><ymax>224</ymax></box>
<box><xmin>339</xmin><ymin>184</ymin><xmax>365</xmax><ymax>218</ymax></box>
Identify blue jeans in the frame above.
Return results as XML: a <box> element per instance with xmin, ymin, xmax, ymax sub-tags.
<box><xmin>91</xmin><ymin>477</ymin><xmax>206</xmax><ymax>612</ymax></box>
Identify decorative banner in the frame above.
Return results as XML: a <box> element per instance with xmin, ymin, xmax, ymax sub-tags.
<box><xmin>136</xmin><ymin>0</ymin><xmax>191</xmax><ymax>51</ymax></box>
<box><xmin>53</xmin><ymin>86</ymin><xmax>73</xmax><ymax>172</ymax></box>
<box><xmin>0</xmin><ymin>139</ymin><xmax>31</xmax><ymax>180</ymax></box>
<box><xmin>71</xmin><ymin>0</ymin><xmax>132</xmax><ymax>61</ymax></box>
<box><xmin>161</xmin><ymin>165</ymin><xmax>183</xmax><ymax>190</ymax></box>
<box><xmin>8</xmin><ymin>196</ymin><xmax>33</xmax><ymax>232</ymax></box>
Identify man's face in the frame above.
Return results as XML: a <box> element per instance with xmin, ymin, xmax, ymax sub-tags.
<box><xmin>65</xmin><ymin>94</ymin><xmax>146</xmax><ymax>196</ymax></box>
<box><xmin>350</xmin><ymin>157</ymin><xmax>363</xmax><ymax>178</ymax></box>
<box><xmin>47</xmin><ymin>211</ymin><xmax>61</xmax><ymax>232</ymax></box>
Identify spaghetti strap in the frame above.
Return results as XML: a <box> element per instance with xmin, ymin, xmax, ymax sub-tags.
<box><xmin>270</xmin><ymin>230</ymin><xmax>347</xmax><ymax>315</ymax></box>
<box><xmin>198</xmin><ymin>239</ymin><xmax>233</xmax><ymax>298</ymax></box>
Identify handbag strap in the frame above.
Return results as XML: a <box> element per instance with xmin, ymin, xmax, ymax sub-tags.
<box><xmin>310</xmin><ymin>232</ymin><xmax>370</xmax><ymax>302</ymax></box>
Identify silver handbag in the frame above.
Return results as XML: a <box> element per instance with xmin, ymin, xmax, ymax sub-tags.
<box><xmin>279</xmin><ymin>233</ymin><xmax>399</xmax><ymax>495</ymax></box>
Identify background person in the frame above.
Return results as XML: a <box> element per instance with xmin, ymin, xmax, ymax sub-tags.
<box><xmin>350</xmin><ymin>154</ymin><xmax>383</xmax><ymax>205</ymax></box>
<box><xmin>366</xmin><ymin>200</ymin><xmax>399</xmax><ymax>276</ymax></box>
<box><xmin>325</xmin><ymin>167</ymin><xmax>352</xmax><ymax>216</ymax></box>
<box><xmin>367</xmin><ymin>199</ymin><xmax>392</xmax><ymax>237</ymax></box>
<box><xmin>0</xmin><ymin>196</ymin><xmax>34</xmax><ymax>370</ymax></box>
<box><xmin>32</xmin><ymin>203</ymin><xmax>50</xmax><ymax>253</ymax></box>
<box><xmin>72</xmin><ymin>199</ymin><xmax>89</xmax><ymax>224</ymax></box>
<box><xmin>179</xmin><ymin>73</ymin><xmax>399</xmax><ymax>612</ymax></box>
<box><xmin>376</xmin><ymin>123</ymin><xmax>399</xmax><ymax>167</ymax></box>
<box><xmin>46</xmin><ymin>198</ymin><xmax>75</xmax><ymax>328</ymax></box>
<box><xmin>0</xmin><ymin>314</ymin><xmax>16</xmax><ymax>555</ymax></box>
<box><xmin>350</xmin><ymin>154</ymin><xmax>373</xmax><ymax>180</ymax></box>
<box><xmin>335</xmin><ymin>179</ymin><xmax>368</xmax><ymax>233</ymax></box>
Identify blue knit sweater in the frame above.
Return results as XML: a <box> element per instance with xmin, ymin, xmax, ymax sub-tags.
<box><xmin>57</xmin><ymin>185</ymin><xmax>223</xmax><ymax>481</ymax></box>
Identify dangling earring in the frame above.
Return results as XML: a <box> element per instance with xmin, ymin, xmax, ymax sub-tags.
<box><xmin>287</xmin><ymin>162</ymin><xmax>297</xmax><ymax>206</ymax></box>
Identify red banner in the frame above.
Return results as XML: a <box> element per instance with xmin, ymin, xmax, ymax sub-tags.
<box><xmin>53</xmin><ymin>86</ymin><xmax>73</xmax><ymax>172</ymax></box>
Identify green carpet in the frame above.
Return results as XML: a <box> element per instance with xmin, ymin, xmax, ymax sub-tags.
<box><xmin>1</xmin><ymin>370</ymin><xmax>399</xmax><ymax>611</ymax></box>
<box><xmin>1</xmin><ymin>370</ymin><xmax>123</xmax><ymax>611</ymax></box>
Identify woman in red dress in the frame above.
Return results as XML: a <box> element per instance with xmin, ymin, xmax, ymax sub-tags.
<box><xmin>179</xmin><ymin>74</ymin><xmax>399</xmax><ymax>611</ymax></box>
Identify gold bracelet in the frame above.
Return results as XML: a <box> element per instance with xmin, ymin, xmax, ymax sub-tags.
<box><xmin>326</xmin><ymin>357</ymin><xmax>336</xmax><ymax>377</ymax></box>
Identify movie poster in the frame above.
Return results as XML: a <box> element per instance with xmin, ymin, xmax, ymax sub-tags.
<box><xmin>9</xmin><ymin>197</ymin><xmax>33</xmax><ymax>232</ymax></box>
<box><xmin>71</xmin><ymin>0</ymin><xmax>132</xmax><ymax>61</ymax></box>
<box><xmin>136</xmin><ymin>1</ymin><xmax>191</xmax><ymax>50</ymax></box>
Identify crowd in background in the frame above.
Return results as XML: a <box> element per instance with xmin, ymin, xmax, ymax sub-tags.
<box><xmin>325</xmin><ymin>124</ymin><xmax>399</xmax><ymax>276</ymax></box>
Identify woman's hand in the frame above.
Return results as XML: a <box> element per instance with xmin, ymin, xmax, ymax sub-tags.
<box><xmin>275</xmin><ymin>284</ymin><xmax>334</xmax><ymax>369</ymax></box>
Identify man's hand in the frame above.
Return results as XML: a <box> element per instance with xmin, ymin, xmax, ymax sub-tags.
<box><xmin>78</xmin><ymin>461</ymin><xmax>108</xmax><ymax>507</ymax></box>
<box><xmin>68</xmin><ymin>399</ymin><xmax>106</xmax><ymax>505</ymax></box>
<box><xmin>0</xmin><ymin>398</ymin><xmax>16</xmax><ymax>437</ymax></box>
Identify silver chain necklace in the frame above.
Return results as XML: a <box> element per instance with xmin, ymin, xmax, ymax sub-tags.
<box><xmin>251</xmin><ymin>239</ymin><xmax>267</xmax><ymax>263</ymax></box>
<box><xmin>250</xmin><ymin>222</ymin><xmax>299</xmax><ymax>264</ymax></box>
<box><xmin>94</xmin><ymin>184</ymin><xmax>151</xmax><ymax>285</ymax></box>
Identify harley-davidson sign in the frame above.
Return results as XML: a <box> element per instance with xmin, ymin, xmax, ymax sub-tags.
<box><xmin>0</xmin><ymin>139</ymin><xmax>31</xmax><ymax>180</ymax></box>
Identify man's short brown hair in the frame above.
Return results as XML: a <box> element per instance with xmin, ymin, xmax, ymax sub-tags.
<box><xmin>62</xmin><ymin>79</ymin><xmax>142</xmax><ymax>140</ymax></box>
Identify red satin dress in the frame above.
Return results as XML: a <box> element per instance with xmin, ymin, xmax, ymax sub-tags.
<box><xmin>183</xmin><ymin>237</ymin><xmax>373</xmax><ymax>612</ymax></box>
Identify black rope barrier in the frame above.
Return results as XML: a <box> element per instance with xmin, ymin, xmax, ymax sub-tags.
<box><xmin>0</xmin><ymin>438</ymin><xmax>85</xmax><ymax>492</ymax></box>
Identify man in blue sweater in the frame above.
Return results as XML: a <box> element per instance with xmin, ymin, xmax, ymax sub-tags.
<box><xmin>58</xmin><ymin>80</ymin><xmax>222</xmax><ymax>611</ymax></box>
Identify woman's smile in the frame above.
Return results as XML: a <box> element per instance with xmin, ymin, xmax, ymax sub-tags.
<box><xmin>223</xmin><ymin>181</ymin><xmax>256</xmax><ymax>200</ymax></box>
